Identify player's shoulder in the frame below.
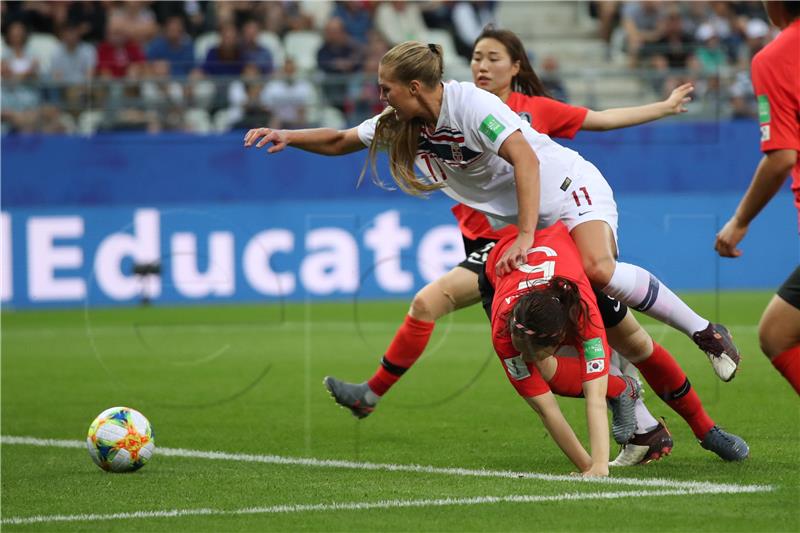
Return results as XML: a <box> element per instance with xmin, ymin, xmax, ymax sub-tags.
<box><xmin>508</xmin><ymin>92</ymin><xmax>550</xmax><ymax>111</ymax></box>
<box><xmin>754</xmin><ymin>21</ymin><xmax>800</xmax><ymax>65</ymax></box>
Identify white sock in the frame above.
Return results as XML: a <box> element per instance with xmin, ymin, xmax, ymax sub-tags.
<box><xmin>634</xmin><ymin>398</ymin><xmax>659</xmax><ymax>435</ymax></box>
<box><xmin>603</xmin><ymin>262</ymin><xmax>709</xmax><ymax>337</ymax></box>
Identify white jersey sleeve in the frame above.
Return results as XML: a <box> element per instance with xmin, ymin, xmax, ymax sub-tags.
<box><xmin>356</xmin><ymin>114</ymin><xmax>380</xmax><ymax>147</ymax></box>
<box><xmin>460</xmin><ymin>85</ymin><xmax>524</xmax><ymax>156</ymax></box>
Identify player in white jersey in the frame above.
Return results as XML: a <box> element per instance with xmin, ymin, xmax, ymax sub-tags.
<box><xmin>355</xmin><ymin>80</ymin><xmax>617</xmax><ymax>237</ymax></box>
<box><xmin>243</xmin><ymin>41</ymin><xmax>740</xmax><ymax>384</ymax></box>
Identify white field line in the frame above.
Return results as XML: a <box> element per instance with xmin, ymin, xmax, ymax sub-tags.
<box><xmin>2</xmin><ymin>322</ymin><xmax>760</xmax><ymax>336</ymax></box>
<box><xmin>1</xmin><ymin>435</ymin><xmax>771</xmax><ymax>494</ymax></box>
<box><xmin>0</xmin><ymin>486</ymin><xmax>774</xmax><ymax>526</ymax></box>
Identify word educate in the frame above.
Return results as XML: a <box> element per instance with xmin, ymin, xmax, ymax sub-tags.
<box><xmin>1</xmin><ymin>209</ymin><xmax>466</xmax><ymax>306</ymax></box>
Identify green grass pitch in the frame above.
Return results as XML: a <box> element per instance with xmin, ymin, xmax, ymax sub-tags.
<box><xmin>2</xmin><ymin>291</ymin><xmax>798</xmax><ymax>532</ymax></box>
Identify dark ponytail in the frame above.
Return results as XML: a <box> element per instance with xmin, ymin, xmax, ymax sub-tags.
<box><xmin>473</xmin><ymin>25</ymin><xmax>552</xmax><ymax>99</ymax></box>
<box><xmin>510</xmin><ymin>276</ymin><xmax>589</xmax><ymax>346</ymax></box>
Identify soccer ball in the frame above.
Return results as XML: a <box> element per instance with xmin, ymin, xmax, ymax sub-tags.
<box><xmin>86</xmin><ymin>406</ymin><xmax>155</xmax><ymax>473</ymax></box>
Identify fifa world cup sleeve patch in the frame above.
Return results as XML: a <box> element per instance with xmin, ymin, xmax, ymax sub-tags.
<box><xmin>757</xmin><ymin>95</ymin><xmax>771</xmax><ymax>141</ymax></box>
<box><xmin>757</xmin><ymin>95</ymin><xmax>771</xmax><ymax>124</ymax></box>
<box><xmin>479</xmin><ymin>114</ymin><xmax>506</xmax><ymax>142</ymax></box>
<box><xmin>584</xmin><ymin>337</ymin><xmax>606</xmax><ymax>374</ymax></box>
<box><xmin>504</xmin><ymin>355</ymin><xmax>531</xmax><ymax>380</ymax></box>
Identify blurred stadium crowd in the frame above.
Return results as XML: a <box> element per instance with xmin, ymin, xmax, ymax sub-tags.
<box><xmin>0</xmin><ymin>0</ymin><xmax>775</xmax><ymax>135</ymax></box>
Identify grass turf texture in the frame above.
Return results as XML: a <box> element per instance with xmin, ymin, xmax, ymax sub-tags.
<box><xmin>2</xmin><ymin>291</ymin><xmax>798</xmax><ymax>532</ymax></box>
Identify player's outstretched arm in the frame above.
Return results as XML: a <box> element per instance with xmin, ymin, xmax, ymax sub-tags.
<box><xmin>525</xmin><ymin>392</ymin><xmax>592</xmax><ymax>472</ymax></box>
<box><xmin>581</xmin><ymin>375</ymin><xmax>610</xmax><ymax>477</ymax></box>
<box><xmin>243</xmin><ymin>127</ymin><xmax>366</xmax><ymax>156</ymax></box>
<box><xmin>581</xmin><ymin>83</ymin><xmax>693</xmax><ymax>131</ymax></box>
<box><xmin>715</xmin><ymin>149</ymin><xmax>797</xmax><ymax>257</ymax></box>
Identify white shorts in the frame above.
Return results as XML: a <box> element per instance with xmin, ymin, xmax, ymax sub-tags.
<box><xmin>556</xmin><ymin>157</ymin><xmax>618</xmax><ymax>244</ymax></box>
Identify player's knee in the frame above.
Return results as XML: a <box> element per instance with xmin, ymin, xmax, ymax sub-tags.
<box><xmin>758</xmin><ymin>322</ymin><xmax>790</xmax><ymax>360</ymax></box>
<box><xmin>582</xmin><ymin>256</ymin><xmax>616</xmax><ymax>288</ymax></box>
<box><xmin>614</xmin><ymin>329</ymin><xmax>653</xmax><ymax>363</ymax></box>
<box><xmin>409</xmin><ymin>289</ymin><xmax>448</xmax><ymax>321</ymax></box>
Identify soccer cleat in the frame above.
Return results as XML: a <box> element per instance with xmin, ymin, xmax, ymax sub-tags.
<box><xmin>700</xmin><ymin>425</ymin><xmax>750</xmax><ymax>461</ymax></box>
<box><xmin>692</xmin><ymin>323</ymin><xmax>741</xmax><ymax>382</ymax></box>
<box><xmin>607</xmin><ymin>376</ymin><xmax>642</xmax><ymax>444</ymax></box>
<box><xmin>610</xmin><ymin>420</ymin><xmax>674</xmax><ymax>467</ymax></box>
<box><xmin>323</xmin><ymin>377</ymin><xmax>376</xmax><ymax>419</ymax></box>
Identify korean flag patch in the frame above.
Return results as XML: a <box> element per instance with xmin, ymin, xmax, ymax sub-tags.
<box><xmin>504</xmin><ymin>355</ymin><xmax>531</xmax><ymax>380</ymax></box>
<box><xmin>586</xmin><ymin>359</ymin><xmax>605</xmax><ymax>374</ymax></box>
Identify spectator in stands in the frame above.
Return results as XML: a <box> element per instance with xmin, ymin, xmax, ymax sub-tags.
<box><xmin>96</xmin><ymin>15</ymin><xmax>145</xmax><ymax>79</ymax></box>
<box><xmin>539</xmin><ymin>55</ymin><xmax>568</xmax><ymax>102</ymax></box>
<box><xmin>225</xmin><ymin>62</ymin><xmax>271</xmax><ymax>130</ymax></box>
<box><xmin>261</xmin><ymin>1</ymin><xmax>314</xmax><ymax>36</ymax></box>
<box><xmin>142</xmin><ymin>54</ymin><xmax>185</xmax><ymax>111</ymax></box>
<box><xmin>621</xmin><ymin>0</ymin><xmax>664</xmax><ymax>67</ymax></box>
<box><xmin>1</xmin><ymin>20</ymin><xmax>41</xmax><ymax>135</ymax></box>
<box><xmin>588</xmin><ymin>1</ymin><xmax>621</xmax><ymax>54</ymax></box>
<box><xmin>692</xmin><ymin>23</ymin><xmax>726</xmax><ymax>107</ymax></box>
<box><xmin>50</xmin><ymin>21</ymin><xmax>97</xmax><ymax>113</ymax></box>
<box><xmin>151</xmin><ymin>0</ymin><xmax>214</xmax><ymax>38</ymax></box>
<box><xmin>375</xmin><ymin>1</ymin><xmax>430</xmax><ymax>46</ymax></box>
<box><xmin>695</xmin><ymin>23</ymin><xmax>727</xmax><ymax>76</ymax></box>
<box><xmin>261</xmin><ymin>57</ymin><xmax>314</xmax><ymax>129</ymax></box>
<box><xmin>4</xmin><ymin>1</ymin><xmax>65</xmax><ymax>35</ymax></box>
<box><xmin>332</xmin><ymin>1</ymin><xmax>374</xmax><ymax>44</ymax></box>
<box><xmin>652</xmin><ymin>8</ymin><xmax>696</xmax><ymax>70</ymax></box>
<box><xmin>346</xmin><ymin>30</ymin><xmax>389</xmax><ymax>124</ymax></box>
<box><xmin>1</xmin><ymin>20</ymin><xmax>38</xmax><ymax>81</ymax></box>
<box><xmin>109</xmin><ymin>1</ymin><xmax>159</xmax><ymax>46</ymax></box>
<box><xmin>706</xmin><ymin>0</ymin><xmax>741</xmax><ymax>60</ymax></box>
<box><xmin>738</xmin><ymin>16</ymin><xmax>771</xmax><ymax>66</ymax></box>
<box><xmin>241</xmin><ymin>18</ymin><xmax>274</xmax><ymax>75</ymax></box>
<box><xmin>649</xmin><ymin>7</ymin><xmax>697</xmax><ymax>95</ymax></box>
<box><xmin>146</xmin><ymin>14</ymin><xmax>196</xmax><ymax>77</ymax></box>
<box><xmin>317</xmin><ymin>17</ymin><xmax>362</xmax><ymax>111</ymax></box>
<box><xmin>203</xmin><ymin>22</ymin><xmax>246</xmax><ymax>77</ymax></box>
<box><xmin>420</xmin><ymin>1</ymin><xmax>453</xmax><ymax>30</ymax></box>
<box><xmin>215</xmin><ymin>1</ymin><xmax>259</xmax><ymax>29</ymax></box>
<box><xmin>728</xmin><ymin>70</ymin><xmax>756</xmax><ymax>120</ymax></box>
<box><xmin>51</xmin><ymin>21</ymin><xmax>97</xmax><ymax>84</ymax></box>
<box><xmin>452</xmin><ymin>1</ymin><xmax>496</xmax><ymax>59</ymax></box>
<box><xmin>65</xmin><ymin>0</ymin><xmax>107</xmax><ymax>43</ymax></box>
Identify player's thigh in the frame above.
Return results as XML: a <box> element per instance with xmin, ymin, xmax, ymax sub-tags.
<box><xmin>605</xmin><ymin>311</ymin><xmax>653</xmax><ymax>363</ymax></box>
<box><xmin>570</xmin><ymin>220</ymin><xmax>619</xmax><ymax>287</ymax></box>
<box><xmin>410</xmin><ymin>266</ymin><xmax>481</xmax><ymax>321</ymax></box>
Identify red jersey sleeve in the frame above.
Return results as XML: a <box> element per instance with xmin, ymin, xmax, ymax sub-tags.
<box><xmin>576</xmin><ymin>305</ymin><xmax>612</xmax><ymax>383</ymax></box>
<box><xmin>507</xmin><ymin>92</ymin><xmax>589</xmax><ymax>139</ymax></box>
<box><xmin>751</xmin><ymin>49</ymin><xmax>800</xmax><ymax>154</ymax></box>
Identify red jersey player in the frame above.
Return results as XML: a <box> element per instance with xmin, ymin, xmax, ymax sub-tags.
<box><xmin>483</xmin><ymin>222</ymin><xmax>641</xmax><ymax>476</ymax></box>
<box><xmin>716</xmin><ymin>1</ymin><xmax>800</xmax><ymax>395</ymax></box>
<box><xmin>316</xmin><ymin>28</ymin><xmax>748</xmax><ymax>465</ymax></box>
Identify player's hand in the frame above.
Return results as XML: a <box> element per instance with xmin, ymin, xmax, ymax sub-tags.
<box><xmin>243</xmin><ymin>128</ymin><xmax>289</xmax><ymax>153</ymax></box>
<box><xmin>664</xmin><ymin>83</ymin><xmax>693</xmax><ymax>115</ymax></box>
<box><xmin>582</xmin><ymin>464</ymin><xmax>609</xmax><ymax>478</ymax></box>
<box><xmin>715</xmin><ymin>216</ymin><xmax>748</xmax><ymax>258</ymax></box>
<box><xmin>495</xmin><ymin>232</ymin><xmax>533</xmax><ymax>277</ymax></box>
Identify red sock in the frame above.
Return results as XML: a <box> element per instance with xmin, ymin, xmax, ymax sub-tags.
<box><xmin>548</xmin><ymin>356</ymin><xmax>626</xmax><ymax>398</ymax></box>
<box><xmin>771</xmin><ymin>346</ymin><xmax>800</xmax><ymax>395</ymax></box>
<box><xmin>634</xmin><ymin>342</ymin><xmax>715</xmax><ymax>439</ymax></box>
<box><xmin>366</xmin><ymin>315</ymin><xmax>435</xmax><ymax>396</ymax></box>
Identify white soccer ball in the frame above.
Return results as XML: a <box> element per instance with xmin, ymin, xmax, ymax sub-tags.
<box><xmin>86</xmin><ymin>406</ymin><xmax>155</xmax><ymax>473</ymax></box>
